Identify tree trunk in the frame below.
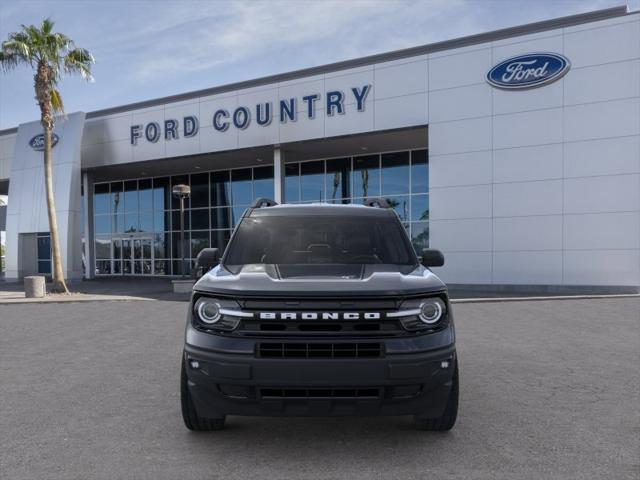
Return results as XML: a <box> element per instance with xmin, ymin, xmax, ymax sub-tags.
<box><xmin>43</xmin><ymin>123</ymin><xmax>68</xmax><ymax>293</ymax></box>
<box><xmin>35</xmin><ymin>63</ymin><xmax>69</xmax><ymax>293</ymax></box>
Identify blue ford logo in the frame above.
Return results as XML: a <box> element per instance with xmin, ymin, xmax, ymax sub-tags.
<box><xmin>29</xmin><ymin>133</ymin><xmax>59</xmax><ymax>151</ymax></box>
<box><xmin>487</xmin><ymin>53</ymin><xmax>570</xmax><ymax>90</ymax></box>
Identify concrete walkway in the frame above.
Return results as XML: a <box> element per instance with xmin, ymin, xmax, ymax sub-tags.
<box><xmin>0</xmin><ymin>277</ymin><xmax>190</xmax><ymax>304</ymax></box>
<box><xmin>1</xmin><ymin>276</ymin><xmax>638</xmax><ymax>304</ymax></box>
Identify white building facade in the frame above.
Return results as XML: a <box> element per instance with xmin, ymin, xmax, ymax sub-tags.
<box><xmin>0</xmin><ymin>6</ymin><xmax>638</xmax><ymax>291</ymax></box>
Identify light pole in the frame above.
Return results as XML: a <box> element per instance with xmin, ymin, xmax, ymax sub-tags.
<box><xmin>172</xmin><ymin>184</ymin><xmax>191</xmax><ymax>278</ymax></box>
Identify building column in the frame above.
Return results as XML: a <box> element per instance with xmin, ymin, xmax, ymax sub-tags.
<box><xmin>82</xmin><ymin>171</ymin><xmax>95</xmax><ymax>279</ymax></box>
<box><xmin>273</xmin><ymin>146</ymin><xmax>285</xmax><ymax>204</ymax></box>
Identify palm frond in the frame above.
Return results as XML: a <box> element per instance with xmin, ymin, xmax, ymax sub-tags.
<box><xmin>50</xmin><ymin>88</ymin><xmax>64</xmax><ymax>114</ymax></box>
<box><xmin>64</xmin><ymin>47</ymin><xmax>94</xmax><ymax>81</ymax></box>
<box><xmin>2</xmin><ymin>36</ymin><xmax>33</xmax><ymax>61</ymax></box>
<box><xmin>41</xmin><ymin>18</ymin><xmax>55</xmax><ymax>35</ymax></box>
<box><xmin>0</xmin><ymin>50</ymin><xmax>19</xmax><ymax>70</ymax></box>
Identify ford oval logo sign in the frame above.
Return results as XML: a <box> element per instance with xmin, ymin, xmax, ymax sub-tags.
<box><xmin>487</xmin><ymin>53</ymin><xmax>570</xmax><ymax>90</ymax></box>
<box><xmin>29</xmin><ymin>133</ymin><xmax>59</xmax><ymax>151</ymax></box>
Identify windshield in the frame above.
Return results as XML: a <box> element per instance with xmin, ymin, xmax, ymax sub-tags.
<box><xmin>223</xmin><ymin>215</ymin><xmax>417</xmax><ymax>269</ymax></box>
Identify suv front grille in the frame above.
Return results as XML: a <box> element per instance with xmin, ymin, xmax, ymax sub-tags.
<box><xmin>238</xmin><ymin>319</ymin><xmax>403</xmax><ymax>336</ymax></box>
<box><xmin>257</xmin><ymin>342</ymin><xmax>384</xmax><ymax>359</ymax></box>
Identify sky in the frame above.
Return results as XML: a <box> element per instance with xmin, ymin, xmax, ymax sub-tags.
<box><xmin>0</xmin><ymin>0</ymin><xmax>637</xmax><ymax>130</ymax></box>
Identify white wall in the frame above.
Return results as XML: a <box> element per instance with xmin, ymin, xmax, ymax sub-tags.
<box><xmin>0</xmin><ymin>132</ymin><xmax>15</xmax><ymax>181</ymax></box>
<box><xmin>4</xmin><ymin>113</ymin><xmax>85</xmax><ymax>280</ymax></box>
<box><xmin>428</xmin><ymin>13</ymin><xmax>640</xmax><ymax>288</ymax></box>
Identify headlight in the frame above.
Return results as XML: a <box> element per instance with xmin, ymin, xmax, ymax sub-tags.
<box><xmin>391</xmin><ymin>296</ymin><xmax>447</xmax><ymax>331</ymax></box>
<box><xmin>419</xmin><ymin>298</ymin><xmax>445</xmax><ymax>324</ymax></box>
<box><xmin>192</xmin><ymin>296</ymin><xmax>252</xmax><ymax>331</ymax></box>
<box><xmin>195</xmin><ymin>298</ymin><xmax>221</xmax><ymax>324</ymax></box>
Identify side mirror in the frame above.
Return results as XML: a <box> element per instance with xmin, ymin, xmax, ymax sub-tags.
<box><xmin>421</xmin><ymin>248</ymin><xmax>444</xmax><ymax>267</ymax></box>
<box><xmin>195</xmin><ymin>248</ymin><xmax>220</xmax><ymax>277</ymax></box>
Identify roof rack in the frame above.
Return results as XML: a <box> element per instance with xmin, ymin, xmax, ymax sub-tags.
<box><xmin>363</xmin><ymin>197</ymin><xmax>390</xmax><ymax>208</ymax></box>
<box><xmin>250</xmin><ymin>197</ymin><xmax>278</xmax><ymax>208</ymax></box>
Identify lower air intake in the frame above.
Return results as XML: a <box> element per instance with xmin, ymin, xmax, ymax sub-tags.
<box><xmin>258</xmin><ymin>342</ymin><xmax>383</xmax><ymax>359</ymax></box>
<box><xmin>260</xmin><ymin>388</ymin><xmax>381</xmax><ymax>398</ymax></box>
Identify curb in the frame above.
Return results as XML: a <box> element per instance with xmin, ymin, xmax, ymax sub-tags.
<box><xmin>0</xmin><ymin>295</ymin><xmax>154</xmax><ymax>305</ymax></box>
<box><xmin>450</xmin><ymin>293</ymin><xmax>640</xmax><ymax>304</ymax></box>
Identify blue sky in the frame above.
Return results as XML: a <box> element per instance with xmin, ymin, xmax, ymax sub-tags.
<box><xmin>0</xmin><ymin>0</ymin><xmax>634</xmax><ymax>130</ymax></box>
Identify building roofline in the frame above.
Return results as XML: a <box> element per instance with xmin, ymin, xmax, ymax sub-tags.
<box><xmin>0</xmin><ymin>5</ymin><xmax>632</xmax><ymax>136</ymax></box>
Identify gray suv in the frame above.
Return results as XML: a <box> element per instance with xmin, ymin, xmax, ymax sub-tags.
<box><xmin>181</xmin><ymin>198</ymin><xmax>458</xmax><ymax>431</ymax></box>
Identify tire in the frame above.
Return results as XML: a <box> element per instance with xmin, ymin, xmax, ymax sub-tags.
<box><xmin>181</xmin><ymin>361</ymin><xmax>226</xmax><ymax>431</ymax></box>
<box><xmin>414</xmin><ymin>361</ymin><xmax>459</xmax><ymax>431</ymax></box>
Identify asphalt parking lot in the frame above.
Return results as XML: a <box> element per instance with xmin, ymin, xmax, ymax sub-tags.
<box><xmin>1</xmin><ymin>297</ymin><xmax>638</xmax><ymax>479</ymax></box>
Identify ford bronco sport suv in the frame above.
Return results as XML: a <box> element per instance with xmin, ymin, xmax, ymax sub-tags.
<box><xmin>181</xmin><ymin>198</ymin><xmax>458</xmax><ymax>431</ymax></box>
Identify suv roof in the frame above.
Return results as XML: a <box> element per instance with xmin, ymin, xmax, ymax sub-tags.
<box><xmin>249</xmin><ymin>202</ymin><xmax>396</xmax><ymax>217</ymax></box>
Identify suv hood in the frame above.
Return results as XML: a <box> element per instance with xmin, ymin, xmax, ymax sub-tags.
<box><xmin>194</xmin><ymin>264</ymin><xmax>446</xmax><ymax>297</ymax></box>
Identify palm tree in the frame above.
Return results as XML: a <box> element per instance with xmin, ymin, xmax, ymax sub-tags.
<box><xmin>0</xmin><ymin>19</ymin><xmax>94</xmax><ymax>293</ymax></box>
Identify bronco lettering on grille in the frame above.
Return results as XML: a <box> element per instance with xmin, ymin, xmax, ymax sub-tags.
<box><xmin>258</xmin><ymin>312</ymin><xmax>381</xmax><ymax>320</ymax></box>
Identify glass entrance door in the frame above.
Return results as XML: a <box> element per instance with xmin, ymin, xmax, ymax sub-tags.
<box><xmin>133</xmin><ymin>238</ymin><xmax>153</xmax><ymax>274</ymax></box>
<box><xmin>114</xmin><ymin>237</ymin><xmax>153</xmax><ymax>275</ymax></box>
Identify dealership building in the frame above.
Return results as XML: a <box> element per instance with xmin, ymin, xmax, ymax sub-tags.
<box><xmin>0</xmin><ymin>6</ymin><xmax>638</xmax><ymax>291</ymax></box>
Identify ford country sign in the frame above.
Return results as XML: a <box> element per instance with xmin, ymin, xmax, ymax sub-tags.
<box><xmin>487</xmin><ymin>53</ymin><xmax>570</xmax><ymax>90</ymax></box>
<box><xmin>29</xmin><ymin>133</ymin><xmax>59</xmax><ymax>151</ymax></box>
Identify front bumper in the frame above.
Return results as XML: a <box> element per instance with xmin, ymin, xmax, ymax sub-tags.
<box><xmin>184</xmin><ymin>324</ymin><xmax>456</xmax><ymax>417</ymax></box>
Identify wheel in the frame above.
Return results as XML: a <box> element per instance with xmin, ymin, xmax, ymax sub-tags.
<box><xmin>414</xmin><ymin>361</ymin><xmax>459</xmax><ymax>431</ymax></box>
<box><xmin>181</xmin><ymin>361</ymin><xmax>226</xmax><ymax>431</ymax></box>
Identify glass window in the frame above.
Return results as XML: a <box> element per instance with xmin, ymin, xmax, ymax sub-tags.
<box><xmin>153</xmin><ymin>210</ymin><xmax>168</xmax><ymax>232</ymax></box>
<box><xmin>381</xmin><ymin>152</ymin><xmax>410</xmax><ymax>195</ymax></box>
<box><xmin>411</xmin><ymin>194</ymin><xmax>429</xmax><ymax>221</ymax></box>
<box><xmin>110</xmin><ymin>182</ymin><xmax>123</xmax><ymax>218</ymax></box>
<box><xmin>172</xmin><ymin>259</ymin><xmax>194</xmax><ymax>277</ymax></box>
<box><xmin>211</xmin><ymin>230</ymin><xmax>231</xmax><ymax>251</ymax></box>
<box><xmin>111</xmin><ymin>212</ymin><xmax>124</xmax><ymax>234</ymax></box>
<box><xmin>231</xmin><ymin>168</ymin><xmax>253</xmax><ymax>205</ymax></box>
<box><xmin>190</xmin><ymin>231</ymin><xmax>209</xmax><ymax>257</ymax></box>
<box><xmin>211</xmin><ymin>171</ymin><xmax>231</xmax><ymax>208</ymax></box>
<box><xmin>113</xmin><ymin>238</ymin><xmax>123</xmax><ymax>261</ymax></box>
<box><xmin>191</xmin><ymin>208</ymin><xmax>210</xmax><ymax>230</ymax></box>
<box><xmin>411</xmin><ymin>149</ymin><xmax>428</xmax><ymax>193</ymax></box>
<box><xmin>190</xmin><ymin>173</ymin><xmax>209</xmax><ymax>208</ymax></box>
<box><xmin>171</xmin><ymin>210</ymin><xmax>190</xmax><ymax>231</ymax></box>
<box><xmin>38</xmin><ymin>260</ymin><xmax>52</xmax><ymax>274</ymax></box>
<box><xmin>139</xmin><ymin>211</ymin><xmax>153</xmax><ymax>232</ymax></box>
<box><xmin>353</xmin><ymin>155</ymin><xmax>380</xmax><ymax>198</ymax></box>
<box><xmin>171</xmin><ymin>232</ymin><xmax>190</xmax><ymax>259</ymax></box>
<box><xmin>385</xmin><ymin>196</ymin><xmax>410</xmax><ymax>222</ymax></box>
<box><xmin>124</xmin><ymin>180</ymin><xmax>138</xmax><ymax>213</ymax></box>
<box><xmin>94</xmin><ymin>183</ymin><xmax>110</xmax><ymax>215</ymax></box>
<box><xmin>96</xmin><ymin>260</ymin><xmax>111</xmax><ymax>275</ymax></box>
<box><xmin>138</xmin><ymin>178</ymin><xmax>153</xmax><ymax>212</ymax></box>
<box><xmin>171</xmin><ymin>175</ymin><xmax>190</xmax><ymax>209</ymax></box>
<box><xmin>95</xmin><ymin>236</ymin><xmax>111</xmax><ymax>259</ymax></box>
<box><xmin>410</xmin><ymin>222</ymin><xmax>429</xmax><ymax>253</ymax></box>
<box><xmin>37</xmin><ymin>234</ymin><xmax>51</xmax><ymax>259</ymax></box>
<box><xmin>231</xmin><ymin>205</ymin><xmax>248</xmax><ymax>226</ymax></box>
<box><xmin>285</xmin><ymin>163</ymin><xmax>300</xmax><ymax>203</ymax></box>
<box><xmin>153</xmin><ymin>177</ymin><xmax>170</xmax><ymax>210</ymax></box>
<box><xmin>154</xmin><ymin>260</ymin><xmax>170</xmax><ymax>275</ymax></box>
<box><xmin>300</xmin><ymin>161</ymin><xmax>325</xmax><ymax>202</ymax></box>
<box><xmin>154</xmin><ymin>233</ymin><xmax>169</xmax><ymax>258</ymax></box>
<box><xmin>124</xmin><ymin>212</ymin><xmax>139</xmax><ymax>233</ymax></box>
<box><xmin>326</xmin><ymin>158</ymin><xmax>351</xmax><ymax>203</ymax></box>
<box><xmin>211</xmin><ymin>207</ymin><xmax>231</xmax><ymax>230</ymax></box>
<box><xmin>253</xmin><ymin>166</ymin><xmax>274</xmax><ymax>199</ymax></box>
<box><xmin>94</xmin><ymin>215</ymin><xmax>111</xmax><ymax>235</ymax></box>
<box><xmin>224</xmin><ymin>216</ymin><xmax>416</xmax><ymax>269</ymax></box>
